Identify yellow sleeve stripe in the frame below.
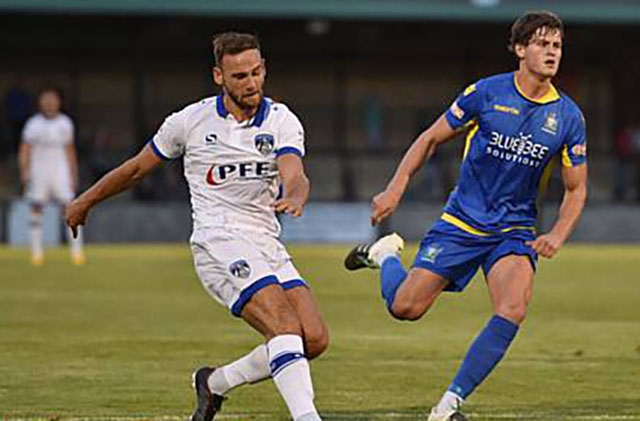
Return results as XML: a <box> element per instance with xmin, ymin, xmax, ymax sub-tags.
<box><xmin>561</xmin><ymin>144</ymin><xmax>573</xmax><ymax>167</ymax></box>
<box><xmin>538</xmin><ymin>156</ymin><xmax>558</xmax><ymax>196</ymax></box>
<box><xmin>463</xmin><ymin>123</ymin><xmax>479</xmax><ymax>160</ymax></box>
<box><xmin>441</xmin><ymin>213</ymin><xmax>536</xmax><ymax>237</ymax></box>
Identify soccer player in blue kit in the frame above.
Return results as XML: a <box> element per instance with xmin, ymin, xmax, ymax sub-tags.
<box><xmin>344</xmin><ymin>11</ymin><xmax>587</xmax><ymax>421</ymax></box>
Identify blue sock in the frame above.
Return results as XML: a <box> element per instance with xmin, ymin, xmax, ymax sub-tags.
<box><xmin>448</xmin><ymin>314</ymin><xmax>519</xmax><ymax>399</ymax></box>
<box><xmin>380</xmin><ymin>256</ymin><xmax>407</xmax><ymax>312</ymax></box>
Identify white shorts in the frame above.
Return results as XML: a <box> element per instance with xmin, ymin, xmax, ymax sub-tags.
<box><xmin>27</xmin><ymin>171</ymin><xmax>74</xmax><ymax>204</ymax></box>
<box><xmin>190</xmin><ymin>228</ymin><xmax>307</xmax><ymax>317</ymax></box>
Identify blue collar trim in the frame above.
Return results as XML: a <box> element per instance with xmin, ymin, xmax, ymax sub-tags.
<box><xmin>216</xmin><ymin>96</ymin><xmax>229</xmax><ymax>118</ymax></box>
<box><xmin>216</xmin><ymin>95</ymin><xmax>270</xmax><ymax>126</ymax></box>
<box><xmin>251</xmin><ymin>98</ymin><xmax>270</xmax><ymax>127</ymax></box>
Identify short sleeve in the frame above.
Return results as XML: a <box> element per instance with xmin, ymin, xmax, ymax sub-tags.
<box><xmin>151</xmin><ymin>112</ymin><xmax>185</xmax><ymax>160</ymax></box>
<box><xmin>561</xmin><ymin>110</ymin><xmax>587</xmax><ymax>167</ymax></box>
<box><xmin>445</xmin><ymin>82</ymin><xmax>484</xmax><ymax>130</ymax></box>
<box><xmin>21</xmin><ymin>118</ymin><xmax>37</xmax><ymax>145</ymax></box>
<box><xmin>275</xmin><ymin>110</ymin><xmax>305</xmax><ymax>158</ymax></box>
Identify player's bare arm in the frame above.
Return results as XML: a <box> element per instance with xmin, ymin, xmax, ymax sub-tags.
<box><xmin>65</xmin><ymin>143</ymin><xmax>80</xmax><ymax>191</ymax></box>
<box><xmin>18</xmin><ymin>142</ymin><xmax>31</xmax><ymax>189</ymax></box>
<box><xmin>528</xmin><ymin>163</ymin><xmax>587</xmax><ymax>258</ymax></box>
<box><xmin>274</xmin><ymin>154</ymin><xmax>309</xmax><ymax>218</ymax></box>
<box><xmin>65</xmin><ymin>144</ymin><xmax>163</xmax><ymax>235</ymax></box>
<box><xmin>371</xmin><ymin>114</ymin><xmax>459</xmax><ymax>225</ymax></box>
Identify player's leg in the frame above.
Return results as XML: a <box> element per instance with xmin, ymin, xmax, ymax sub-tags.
<box><xmin>26</xmin><ymin>171</ymin><xmax>48</xmax><ymax>265</ymax></box>
<box><xmin>241</xmin><ymin>285</ymin><xmax>321</xmax><ymax>421</ymax></box>
<box><xmin>389</xmin><ymin>267</ymin><xmax>448</xmax><ymax>320</ymax></box>
<box><xmin>55</xmin><ymin>176</ymin><xmax>85</xmax><ymax>265</ymax></box>
<box><xmin>28</xmin><ymin>202</ymin><xmax>44</xmax><ymax>265</ymax></box>
<box><xmin>275</xmin><ymin>258</ymin><xmax>328</xmax><ymax>360</ymax></box>
<box><xmin>345</xmin><ymin>233</ymin><xmax>446</xmax><ymax>319</ymax></box>
<box><xmin>284</xmin><ymin>286</ymin><xmax>329</xmax><ymax>359</ymax></box>
<box><xmin>430</xmin><ymin>252</ymin><xmax>534</xmax><ymax>421</ymax></box>
<box><xmin>345</xmin><ymin>229</ymin><xmax>479</xmax><ymax>321</ymax></box>
<box><xmin>190</xmin><ymin>239</ymin><xmax>320</xmax><ymax>421</ymax></box>
<box><xmin>205</xmin><ymin>272</ymin><xmax>328</xmax><ymax>400</ymax></box>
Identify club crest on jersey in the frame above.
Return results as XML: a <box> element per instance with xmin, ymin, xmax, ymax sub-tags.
<box><xmin>204</xmin><ymin>133</ymin><xmax>218</xmax><ymax>145</ymax></box>
<box><xmin>254</xmin><ymin>133</ymin><xmax>275</xmax><ymax>156</ymax></box>
<box><xmin>229</xmin><ymin>259</ymin><xmax>251</xmax><ymax>279</ymax></box>
<box><xmin>420</xmin><ymin>244</ymin><xmax>444</xmax><ymax>264</ymax></box>
<box><xmin>542</xmin><ymin>112</ymin><xmax>558</xmax><ymax>135</ymax></box>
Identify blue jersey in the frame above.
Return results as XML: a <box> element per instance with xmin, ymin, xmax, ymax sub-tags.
<box><xmin>442</xmin><ymin>72</ymin><xmax>587</xmax><ymax>235</ymax></box>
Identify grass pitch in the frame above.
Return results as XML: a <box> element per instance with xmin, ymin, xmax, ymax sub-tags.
<box><xmin>1</xmin><ymin>244</ymin><xmax>639</xmax><ymax>420</ymax></box>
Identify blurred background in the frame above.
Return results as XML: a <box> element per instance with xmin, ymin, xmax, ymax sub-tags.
<box><xmin>1</xmin><ymin>0</ymin><xmax>639</xmax><ymax>245</ymax></box>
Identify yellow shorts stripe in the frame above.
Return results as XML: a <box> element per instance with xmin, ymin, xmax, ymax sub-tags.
<box><xmin>441</xmin><ymin>213</ymin><xmax>536</xmax><ymax>236</ymax></box>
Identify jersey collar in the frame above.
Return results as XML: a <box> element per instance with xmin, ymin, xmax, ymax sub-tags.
<box><xmin>215</xmin><ymin>95</ymin><xmax>270</xmax><ymax>127</ymax></box>
<box><xmin>513</xmin><ymin>73</ymin><xmax>560</xmax><ymax>105</ymax></box>
<box><xmin>215</xmin><ymin>95</ymin><xmax>229</xmax><ymax>118</ymax></box>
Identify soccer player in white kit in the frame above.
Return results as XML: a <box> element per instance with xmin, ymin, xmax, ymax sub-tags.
<box><xmin>65</xmin><ymin>33</ymin><xmax>328</xmax><ymax>421</ymax></box>
<box><xmin>19</xmin><ymin>87</ymin><xmax>85</xmax><ymax>265</ymax></box>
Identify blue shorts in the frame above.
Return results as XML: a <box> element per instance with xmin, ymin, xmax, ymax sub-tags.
<box><xmin>412</xmin><ymin>219</ymin><xmax>538</xmax><ymax>292</ymax></box>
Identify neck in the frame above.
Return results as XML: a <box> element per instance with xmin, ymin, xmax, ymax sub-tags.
<box><xmin>223</xmin><ymin>94</ymin><xmax>258</xmax><ymax>122</ymax></box>
<box><xmin>515</xmin><ymin>68</ymin><xmax>552</xmax><ymax>100</ymax></box>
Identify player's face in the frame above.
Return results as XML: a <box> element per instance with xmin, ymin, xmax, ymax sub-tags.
<box><xmin>39</xmin><ymin>91</ymin><xmax>61</xmax><ymax>118</ymax></box>
<box><xmin>518</xmin><ymin>27</ymin><xmax>563</xmax><ymax>79</ymax></box>
<box><xmin>213</xmin><ymin>49</ymin><xmax>266</xmax><ymax>111</ymax></box>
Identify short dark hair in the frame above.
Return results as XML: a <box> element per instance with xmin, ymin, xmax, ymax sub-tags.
<box><xmin>212</xmin><ymin>32</ymin><xmax>261</xmax><ymax>66</ymax></box>
<box><xmin>37</xmin><ymin>84</ymin><xmax>63</xmax><ymax>100</ymax></box>
<box><xmin>509</xmin><ymin>11</ymin><xmax>564</xmax><ymax>53</ymax></box>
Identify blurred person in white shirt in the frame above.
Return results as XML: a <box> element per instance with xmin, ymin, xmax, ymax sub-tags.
<box><xmin>18</xmin><ymin>86</ymin><xmax>84</xmax><ymax>265</ymax></box>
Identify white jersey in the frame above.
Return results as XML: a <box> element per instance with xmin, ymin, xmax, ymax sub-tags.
<box><xmin>151</xmin><ymin>96</ymin><xmax>305</xmax><ymax>237</ymax></box>
<box><xmin>22</xmin><ymin>113</ymin><xmax>74</xmax><ymax>179</ymax></box>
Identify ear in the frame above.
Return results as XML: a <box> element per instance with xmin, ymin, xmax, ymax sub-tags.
<box><xmin>514</xmin><ymin>44</ymin><xmax>526</xmax><ymax>60</ymax></box>
<box><xmin>213</xmin><ymin>66</ymin><xmax>223</xmax><ymax>86</ymax></box>
<box><xmin>262</xmin><ymin>58</ymin><xmax>267</xmax><ymax>78</ymax></box>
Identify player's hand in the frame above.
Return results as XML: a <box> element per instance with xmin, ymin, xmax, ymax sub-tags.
<box><xmin>526</xmin><ymin>232</ymin><xmax>564</xmax><ymax>259</ymax></box>
<box><xmin>371</xmin><ymin>189</ymin><xmax>401</xmax><ymax>226</ymax></box>
<box><xmin>65</xmin><ymin>199</ymin><xmax>91</xmax><ymax>238</ymax></box>
<box><xmin>274</xmin><ymin>197</ymin><xmax>304</xmax><ymax>218</ymax></box>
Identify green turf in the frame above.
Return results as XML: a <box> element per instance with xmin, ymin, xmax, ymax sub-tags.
<box><xmin>1</xmin><ymin>244</ymin><xmax>639</xmax><ymax>420</ymax></box>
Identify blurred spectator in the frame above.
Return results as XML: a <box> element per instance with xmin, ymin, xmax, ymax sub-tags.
<box><xmin>5</xmin><ymin>82</ymin><xmax>33</xmax><ymax>155</ymax></box>
<box><xmin>613</xmin><ymin>124</ymin><xmax>634</xmax><ymax>202</ymax></box>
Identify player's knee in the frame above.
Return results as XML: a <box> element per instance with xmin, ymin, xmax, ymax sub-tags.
<box><xmin>390</xmin><ymin>299</ymin><xmax>427</xmax><ymax>321</ymax></box>
<box><xmin>304</xmin><ymin>325</ymin><xmax>329</xmax><ymax>360</ymax></box>
<box><xmin>496</xmin><ymin>302</ymin><xmax>527</xmax><ymax>324</ymax></box>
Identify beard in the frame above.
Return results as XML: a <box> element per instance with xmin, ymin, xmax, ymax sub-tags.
<box><xmin>225</xmin><ymin>88</ymin><xmax>263</xmax><ymax>111</ymax></box>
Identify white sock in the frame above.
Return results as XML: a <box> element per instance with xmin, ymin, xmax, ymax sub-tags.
<box><xmin>268</xmin><ymin>334</ymin><xmax>320</xmax><ymax>421</ymax></box>
<box><xmin>435</xmin><ymin>390</ymin><xmax>464</xmax><ymax>414</ymax></box>
<box><xmin>377</xmin><ymin>252</ymin><xmax>398</xmax><ymax>267</ymax></box>
<box><xmin>30</xmin><ymin>213</ymin><xmax>43</xmax><ymax>258</ymax></box>
<box><xmin>207</xmin><ymin>344</ymin><xmax>270</xmax><ymax>395</ymax></box>
<box><xmin>67</xmin><ymin>226</ymin><xmax>84</xmax><ymax>256</ymax></box>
